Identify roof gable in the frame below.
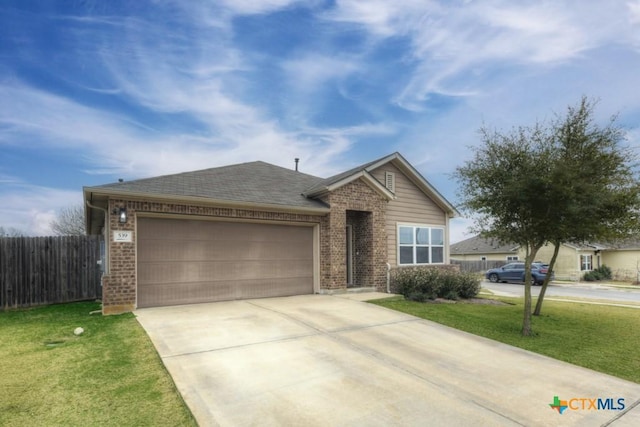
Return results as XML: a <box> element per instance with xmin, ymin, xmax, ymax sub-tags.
<box><xmin>304</xmin><ymin>152</ymin><xmax>459</xmax><ymax>217</ymax></box>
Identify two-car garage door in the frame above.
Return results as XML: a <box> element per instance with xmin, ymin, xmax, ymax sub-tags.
<box><xmin>137</xmin><ymin>217</ymin><xmax>314</xmax><ymax>308</ymax></box>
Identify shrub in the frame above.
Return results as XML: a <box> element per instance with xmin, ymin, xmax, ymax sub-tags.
<box><xmin>597</xmin><ymin>265</ymin><xmax>613</xmax><ymax>280</ymax></box>
<box><xmin>457</xmin><ymin>272</ymin><xmax>482</xmax><ymax>298</ymax></box>
<box><xmin>438</xmin><ymin>273</ymin><xmax>460</xmax><ymax>300</ymax></box>
<box><xmin>582</xmin><ymin>265</ymin><xmax>613</xmax><ymax>282</ymax></box>
<box><xmin>393</xmin><ymin>267</ymin><xmax>481</xmax><ymax>301</ymax></box>
<box><xmin>583</xmin><ymin>271</ymin><xmax>599</xmax><ymax>281</ymax></box>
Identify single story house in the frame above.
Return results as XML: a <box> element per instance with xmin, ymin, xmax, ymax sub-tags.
<box><xmin>449</xmin><ymin>236</ymin><xmax>520</xmax><ymax>263</ymax></box>
<box><xmin>84</xmin><ymin>152</ymin><xmax>459</xmax><ymax>314</ymax></box>
<box><xmin>451</xmin><ymin>235</ymin><xmax>640</xmax><ymax>281</ymax></box>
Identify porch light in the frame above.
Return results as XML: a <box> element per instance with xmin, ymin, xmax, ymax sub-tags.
<box><xmin>118</xmin><ymin>207</ymin><xmax>127</xmax><ymax>223</ymax></box>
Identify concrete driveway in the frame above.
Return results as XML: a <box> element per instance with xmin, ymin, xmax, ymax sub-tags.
<box><xmin>136</xmin><ymin>294</ymin><xmax>640</xmax><ymax>426</ymax></box>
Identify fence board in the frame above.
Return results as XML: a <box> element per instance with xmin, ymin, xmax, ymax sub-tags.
<box><xmin>0</xmin><ymin>236</ymin><xmax>102</xmax><ymax>310</ymax></box>
<box><xmin>451</xmin><ymin>259</ymin><xmax>505</xmax><ymax>273</ymax></box>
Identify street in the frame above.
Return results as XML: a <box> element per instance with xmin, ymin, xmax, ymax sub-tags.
<box><xmin>482</xmin><ymin>280</ymin><xmax>640</xmax><ymax>305</ymax></box>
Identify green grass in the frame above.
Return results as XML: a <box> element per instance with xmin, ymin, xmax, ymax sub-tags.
<box><xmin>0</xmin><ymin>302</ymin><xmax>196</xmax><ymax>427</ymax></box>
<box><xmin>370</xmin><ymin>296</ymin><xmax>640</xmax><ymax>384</ymax></box>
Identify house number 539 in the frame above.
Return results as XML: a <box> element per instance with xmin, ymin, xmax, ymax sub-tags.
<box><xmin>113</xmin><ymin>231</ymin><xmax>132</xmax><ymax>242</ymax></box>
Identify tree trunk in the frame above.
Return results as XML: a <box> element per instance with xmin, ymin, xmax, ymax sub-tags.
<box><xmin>522</xmin><ymin>247</ymin><xmax>533</xmax><ymax>336</ymax></box>
<box><xmin>522</xmin><ymin>245</ymin><xmax>542</xmax><ymax>336</ymax></box>
<box><xmin>534</xmin><ymin>242</ymin><xmax>560</xmax><ymax>316</ymax></box>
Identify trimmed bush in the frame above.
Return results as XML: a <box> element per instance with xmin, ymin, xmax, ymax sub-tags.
<box><xmin>393</xmin><ymin>267</ymin><xmax>481</xmax><ymax>302</ymax></box>
<box><xmin>583</xmin><ymin>265</ymin><xmax>613</xmax><ymax>282</ymax></box>
<box><xmin>457</xmin><ymin>272</ymin><xmax>483</xmax><ymax>298</ymax></box>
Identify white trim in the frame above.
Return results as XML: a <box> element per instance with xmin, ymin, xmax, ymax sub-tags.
<box><xmin>396</xmin><ymin>223</ymin><xmax>445</xmax><ymax>266</ymax></box>
<box><xmin>580</xmin><ymin>254</ymin><xmax>593</xmax><ymax>271</ymax></box>
<box><xmin>313</xmin><ymin>223</ymin><xmax>320</xmax><ymax>294</ymax></box>
<box><xmin>311</xmin><ymin>170</ymin><xmax>396</xmax><ymax>200</ymax></box>
<box><xmin>346</xmin><ymin>224</ymin><xmax>354</xmax><ymax>286</ymax></box>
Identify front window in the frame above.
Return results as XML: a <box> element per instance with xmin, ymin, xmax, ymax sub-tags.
<box><xmin>506</xmin><ymin>256</ymin><xmax>519</xmax><ymax>261</ymax></box>
<box><xmin>580</xmin><ymin>255</ymin><xmax>592</xmax><ymax>271</ymax></box>
<box><xmin>398</xmin><ymin>225</ymin><xmax>444</xmax><ymax>265</ymax></box>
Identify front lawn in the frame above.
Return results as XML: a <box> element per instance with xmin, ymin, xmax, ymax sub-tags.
<box><xmin>0</xmin><ymin>302</ymin><xmax>196</xmax><ymax>427</ymax></box>
<box><xmin>370</xmin><ymin>297</ymin><xmax>640</xmax><ymax>384</ymax></box>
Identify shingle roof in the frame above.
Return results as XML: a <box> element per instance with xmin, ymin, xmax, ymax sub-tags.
<box><xmin>601</xmin><ymin>239</ymin><xmax>640</xmax><ymax>250</ymax></box>
<box><xmin>450</xmin><ymin>235</ymin><xmax>519</xmax><ymax>255</ymax></box>
<box><xmin>90</xmin><ymin>161</ymin><xmax>328</xmax><ymax>210</ymax></box>
<box><xmin>303</xmin><ymin>157</ymin><xmax>382</xmax><ymax>195</ymax></box>
<box><xmin>451</xmin><ymin>235</ymin><xmax>640</xmax><ymax>254</ymax></box>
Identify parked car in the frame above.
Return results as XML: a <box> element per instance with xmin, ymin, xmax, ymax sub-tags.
<box><xmin>485</xmin><ymin>262</ymin><xmax>552</xmax><ymax>286</ymax></box>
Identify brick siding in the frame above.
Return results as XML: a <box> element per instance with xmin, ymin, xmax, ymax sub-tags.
<box><xmin>319</xmin><ymin>179</ymin><xmax>388</xmax><ymax>292</ymax></box>
<box><xmin>102</xmin><ymin>177</ymin><xmax>389</xmax><ymax>314</ymax></box>
<box><xmin>102</xmin><ymin>199</ymin><xmax>324</xmax><ymax>314</ymax></box>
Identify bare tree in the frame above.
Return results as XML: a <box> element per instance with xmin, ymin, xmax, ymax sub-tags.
<box><xmin>0</xmin><ymin>226</ymin><xmax>25</xmax><ymax>237</ymax></box>
<box><xmin>50</xmin><ymin>204</ymin><xmax>86</xmax><ymax>236</ymax></box>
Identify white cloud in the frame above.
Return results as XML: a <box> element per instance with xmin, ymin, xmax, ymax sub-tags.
<box><xmin>282</xmin><ymin>54</ymin><xmax>360</xmax><ymax>94</ymax></box>
<box><xmin>0</xmin><ymin>76</ymin><xmax>393</xmax><ymax>183</ymax></box>
<box><xmin>629</xmin><ymin>0</ymin><xmax>640</xmax><ymax>24</ymax></box>
<box><xmin>326</xmin><ymin>1</ymin><xmax>638</xmax><ymax>111</ymax></box>
<box><xmin>0</xmin><ymin>180</ymin><xmax>82</xmax><ymax>236</ymax></box>
<box><xmin>217</xmin><ymin>0</ymin><xmax>303</xmax><ymax>15</ymax></box>
<box><xmin>3</xmin><ymin>0</ymin><xmax>640</xmax><ymax>237</ymax></box>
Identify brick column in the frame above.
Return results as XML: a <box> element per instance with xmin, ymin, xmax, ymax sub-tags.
<box><xmin>102</xmin><ymin>199</ymin><xmax>136</xmax><ymax>314</ymax></box>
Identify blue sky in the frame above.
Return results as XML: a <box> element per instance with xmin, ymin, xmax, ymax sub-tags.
<box><xmin>1</xmin><ymin>1</ymin><xmax>640</xmax><ymax>242</ymax></box>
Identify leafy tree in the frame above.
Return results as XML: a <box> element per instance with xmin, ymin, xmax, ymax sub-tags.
<box><xmin>533</xmin><ymin>98</ymin><xmax>640</xmax><ymax>315</ymax></box>
<box><xmin>455</xmin><ymin>97</ymin><xmax>640</xmax><ymax>336</ymax></box>
<box><xmin>50</xmin><ymin>204</ymin><xmax>86</xmax><ymax>236</ymax></box>
<box><xmin>455</xmin><ymin>124</ymin><xmax>553</xmax><ymax>336</ymax></box>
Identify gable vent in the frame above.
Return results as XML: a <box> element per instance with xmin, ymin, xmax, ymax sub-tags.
<box><xmin>385</xmin><ymin>171</ymin><xmax>395</xmax><ymax>193</ymax></box>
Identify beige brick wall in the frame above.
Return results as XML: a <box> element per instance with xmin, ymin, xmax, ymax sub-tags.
<box><xmin>103</xmin><ymin>200</ymin><xmax>137</xmax><ymax>314</ymax></box>
<box><xmin>319</xmin><ymin>179</ymin><xmax>388</xmax><ymax>291</ymax></box>
<box><xmin>103</xmin><ymin>178</ymin><xmax>390</xmax><ymax>313</ymax></box>
<box><xmin>103</xmin><ymin>198</ymin><xmax>324</xmax><ymax>314</ymax></box>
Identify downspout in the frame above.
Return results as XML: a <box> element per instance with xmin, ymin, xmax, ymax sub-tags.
<box><xmin>86</xmin><ymin>200</ymin><xmax>109</xmax><ymax>275</ymax></box>
<box><xmin>386</xmin><ymin>263</ymin><xmax>391</xmax><ymax>293</ymax></box>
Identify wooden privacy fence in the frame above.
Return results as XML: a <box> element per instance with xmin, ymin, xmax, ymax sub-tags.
<box><xmin>0</xmin><ymin>235</ymin><xmax>102</xmax><ymax>310</ymax></box>
<box><xmin>451</xmin><ymin>259</ymin><xmax>505</xmax><ymax>273</ymax></box>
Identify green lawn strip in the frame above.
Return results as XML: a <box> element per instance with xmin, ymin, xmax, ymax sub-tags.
<box><xmin>0</xmin><ymin>302</ymin><xmax>196</xmax><ymax>427</ymax></box>
<box><xmin>370</xmin><ymin>297</ymin><xmax>640</xmax><ymax>384</ymax></box>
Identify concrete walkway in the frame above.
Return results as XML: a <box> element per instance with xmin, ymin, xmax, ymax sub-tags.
<box><xmin>136</xmin><ymin>294</ymin><xmax>640</xmax><ymax>426</ymax></box>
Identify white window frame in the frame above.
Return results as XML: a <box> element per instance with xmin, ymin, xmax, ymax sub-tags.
<box><xmin>580</xmin><ymin>254</ymin><xmax>592</xmax><ymax>271</ymax></box>
<box><xmin>506</xmin><ymin>256</ymin><xmax>519</xmax><ymax>261</ymax></box>
<box><xmin>397</xmin><ymin>224</ymin><xmax>445</xmax><ymax>266</ymax></box>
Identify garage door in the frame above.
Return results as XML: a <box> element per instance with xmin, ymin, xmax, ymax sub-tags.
<box><xmin>137</xmin><ymin>217</ymin><xmax>314</xmax><ymax>308</ymax></box>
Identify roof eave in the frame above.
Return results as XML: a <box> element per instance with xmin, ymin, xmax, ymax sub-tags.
<box><xmin>83</xmin><ymin>187</ymin><xmax>331</xmax><ymax>215</ymax></box>
<box><xmin>304</xmin><ymin>170</ymin><xmax>395</xmax><ymax>201</ymax></box>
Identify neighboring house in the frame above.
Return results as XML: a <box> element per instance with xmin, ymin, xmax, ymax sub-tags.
<box><xmin>451</xmin><ymin>235</ymin><xmax>640</xmax><ymax>281</ymax></box>
<box><xmin>449</xmin><ymin>235</ymin><xmax>520</xmax><ymax>262</ymax></box>
<box><xmin>84</xmin><ymin>152</ymin><xmax>459</xmax><ymax>314</ymax></box>
<box><xmin>600</xmin><ymin>240</ymin><xmax>640</xmax><ymax>282</ymax></box>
